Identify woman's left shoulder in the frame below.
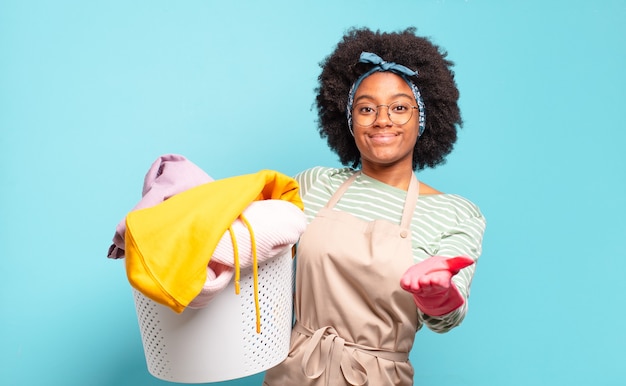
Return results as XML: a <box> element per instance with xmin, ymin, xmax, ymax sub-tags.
<box><xmin>422</xmin><ymin>192</ymin><xmax>484</xmax><ymax>219</ymax></box>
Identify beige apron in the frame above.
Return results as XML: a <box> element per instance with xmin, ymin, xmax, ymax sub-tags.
<box><xmin>264</xmin><ymin>171</ymin><xmax>420</xmax><ymax>385</ymax></box>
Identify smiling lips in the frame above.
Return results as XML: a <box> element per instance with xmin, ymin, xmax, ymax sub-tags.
<box><xmin>369</xmin><ymin>132</ymin><xmax>399</xmax><ymax>144</ymax></box>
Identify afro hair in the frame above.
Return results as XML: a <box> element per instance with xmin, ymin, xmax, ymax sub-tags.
<box><xmin>315</xmin><ymin>27</ymin><xmax>462</xmax><ymax>170</ymax></box>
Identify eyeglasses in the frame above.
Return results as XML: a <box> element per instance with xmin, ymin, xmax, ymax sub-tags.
<box><xmin>352</xmin><ymin>101</ymin><xmax>419</xmax><ymax>127</ymax></box>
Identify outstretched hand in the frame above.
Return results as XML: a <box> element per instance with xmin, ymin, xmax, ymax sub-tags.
<box><xmin>400</xmin><ymin>256</ymin><xmax>474</xmax><ymax>316</ymax></box>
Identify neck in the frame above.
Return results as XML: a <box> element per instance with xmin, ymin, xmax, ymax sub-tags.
<box><xmin>360</xmin><ymin>165</ymin><xmax>414</xmax><ymax>191</ymax></box>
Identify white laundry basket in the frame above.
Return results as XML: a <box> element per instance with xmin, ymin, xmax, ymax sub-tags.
<box><xmin>132</xmin><ymin>249</ymin><xmax>294</xmax><ymax>383</ymax></box>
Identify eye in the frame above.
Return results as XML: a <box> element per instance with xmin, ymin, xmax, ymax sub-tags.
<box><xmin>391</xmin><ymin>102</ymin><xmax>411</xmax><ymax>114</ymax></box>
<box><xmin>356</xmin><ymin>104</ymin><xmax>376</xmax><ymax>115</ymax></box>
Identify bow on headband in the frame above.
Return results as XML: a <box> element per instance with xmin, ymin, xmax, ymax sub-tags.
<box><xmin>346</xmin><ymin>52</ymin><xmax>426</xmax><ymax>136</ymax></box>
<box><xmin>358</xmin><ymin>52</ymin><xmax>418</xmax><ymax>77</ymax></box>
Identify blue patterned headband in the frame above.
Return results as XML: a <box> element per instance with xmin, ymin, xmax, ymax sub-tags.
<box><xmin>346</xmin><ymin>52</ymin><xmax>426</xmax><ymax>136</ymax></box>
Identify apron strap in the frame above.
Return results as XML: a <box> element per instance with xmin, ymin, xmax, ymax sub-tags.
<box><xmin>400</xmin><ymin>174</ymin><xmax>419</xmax><ymax>231</ymax></box>
<box><xmin>325</xmin><ymin>171</ymin><xmax>360</xmax><ymax>209</ymax></box>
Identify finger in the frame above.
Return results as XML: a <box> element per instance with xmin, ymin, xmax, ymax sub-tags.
<box><xmin>445</xmin><ymin>256</ymin><xmax>474</xmax><ymax>275</ymax></box>
<box><xmin>399</xmin><ymin>275</ymin><xmax>412</xmax><ymax>290</ymax></box>
<box><xmin>400</xmin><ymin>273</ymin><xmax>421</xmax><ymax>292</ymax></box>
<box><xmin>419</xmin><ymin>272</ymin><xmax>451</xmax><ymax>290</ymax></box>
<box><xmin>415</xmin><ymin>282</ymin><xmax>448</xmax><ymax>297</ymax></box>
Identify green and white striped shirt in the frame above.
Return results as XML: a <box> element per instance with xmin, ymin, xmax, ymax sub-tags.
<box><xmin>295</xmin><ymin>166</ymin><xmax>486</xmax><ymax>333</ymax></box>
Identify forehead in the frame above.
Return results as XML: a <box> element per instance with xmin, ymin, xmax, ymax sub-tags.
<box><xmin>354</xmin><ymin>72</ymin><xmax>414</xmax><ymax>101</ymax></box>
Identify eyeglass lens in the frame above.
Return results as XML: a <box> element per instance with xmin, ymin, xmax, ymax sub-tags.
<box><xmin>353</xmin><ymin>102</ymin><xmax>416</xmax><ymax>126</ymax></box>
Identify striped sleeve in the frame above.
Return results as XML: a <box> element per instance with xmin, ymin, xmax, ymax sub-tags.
<box><xmin>419</xmin><ymin>198</ymin><xmax>486</xmax><ymax>333</ymax></box>
<box><xmin>294</xmin><ymin>166</ymin><xmax>330</xmax><ymax>198</ymax></box>
<box><xmin>294</xmin><ymin>167</ymin><xmax>354</xmax><ymax>222</ymax></box>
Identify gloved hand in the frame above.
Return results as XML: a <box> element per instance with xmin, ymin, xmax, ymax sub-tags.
<box><xmin>400</xmin><ymin>255</ymin><xmax>474</xmax><ymax>316</ymax></box>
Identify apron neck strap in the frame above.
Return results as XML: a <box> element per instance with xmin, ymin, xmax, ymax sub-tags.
<box><xmin>326</xmin><ymin>171</ymin><xmax>420</xmax><ymax>231</ymax></box>
<box><xmin>325</xmin><ymin>171</ymin><xmax>360</xmax><ymax>208</ymax></box>
<box><xmin>401</xmin><ymin>174</ymin><xmax>419</xmax><ymax>230</ymax></box>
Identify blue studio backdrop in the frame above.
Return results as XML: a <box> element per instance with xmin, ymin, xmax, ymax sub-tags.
<box><xmin>1</xmin><ymin>1</ymin><xmax>625</xmax><ymax>385</ymax></box>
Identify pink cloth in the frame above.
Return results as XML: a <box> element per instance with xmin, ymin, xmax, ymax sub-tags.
<box><xmin>188</xmin><ymin>263</ymin><xmax>236</xmax><ymax>308</ymax></box>
<box><xmin>212</xmin><ymin>200</ymin><xmax>305</xmax><ymax>267</ymax></box>
<box><xmin>188</xmin><ymin>199</ymin><xmax>306</xmax><ymax>308</ymax></box>
<box><xmin>107</xmin><ymin>154</ymin><xmax>213</xmax><ymax>259</ymax></box>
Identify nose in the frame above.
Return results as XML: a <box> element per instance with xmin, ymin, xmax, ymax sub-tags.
<box><xmin>374</xmin><ymin>105</ymin><xmax>392</xmax><ymax>127</ymax></box>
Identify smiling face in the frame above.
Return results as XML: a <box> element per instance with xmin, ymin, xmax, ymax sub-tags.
<box><xmin>352</xmin><ymin>72</ymin><xmax>420</xmax><ymax>174</ymax></box>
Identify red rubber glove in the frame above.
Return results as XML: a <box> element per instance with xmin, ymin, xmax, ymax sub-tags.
<box><xmin>400</xmin><ymin>256</ymin><xmax>474</xmax><ymax>316</ymax></box>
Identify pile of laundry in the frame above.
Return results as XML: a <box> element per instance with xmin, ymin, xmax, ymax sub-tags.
<box><xmin>107</xmin><ymin>154</ymin><xmax>307</xmax><ymax>320</ymax></box>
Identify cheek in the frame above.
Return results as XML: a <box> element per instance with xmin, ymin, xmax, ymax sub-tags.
<box><xmin>352</xmin><ymin>130</ymin><xmax>370</xmax><ymax>151</ymax></box>
<box><xmin>402</xmin><ymin>124</ymin><xmax>420</xmax><ymax>144</ymax></box>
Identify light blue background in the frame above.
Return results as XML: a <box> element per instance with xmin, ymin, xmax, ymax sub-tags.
<box><xmin>1</xmin><ymin>1</ymin><xmax>625</xmax><ymax>385</ymax></box>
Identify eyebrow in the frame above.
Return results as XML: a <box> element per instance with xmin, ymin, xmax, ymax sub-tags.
<box><xmin>354</xmin><ymin>92</ymin><xmax>415</xmax><ymax>103</ymax></box>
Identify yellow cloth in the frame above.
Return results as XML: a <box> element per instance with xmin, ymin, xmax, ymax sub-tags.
<box><xmin>124</xmin><ymin>169</ymin><xmax>303</xmax><ymax>313</ymax></box>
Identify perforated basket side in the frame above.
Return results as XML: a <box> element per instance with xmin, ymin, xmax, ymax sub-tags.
<box><xmin>133</xmin><ymin>291</ymin><xmax>172</xmax><ymax>379</ymax></box>
<box><xmin>132</xmin><ymin>250</ymin><xmax>294</xmax><ymax>383</ymax></box>
<box><xmin>240</xmin><ymin>250</ymin><xmax>294</xmax><ymax>372</ymax></box>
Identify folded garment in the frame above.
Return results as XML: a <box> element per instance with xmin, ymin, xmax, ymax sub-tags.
<box><xmin>188</xmin><ymin>262</ymin><xmax>234</xmax><ymax>309</ymax></box>
<box><xmin>212</xmin><ymin>200</ymin><xmax>305</xmax><ymax>268</ymax></box>
<box><xmin>108</xmin><ymin>154</ymin><xmax>212</xmax><ymax>259</ymax></box>
<box><xmin>188</xmin><ymin>199</ymin><xmax>306</xmax><ymax>308</ymax></box>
